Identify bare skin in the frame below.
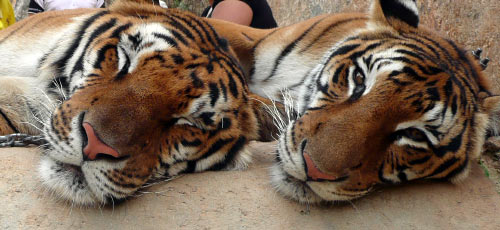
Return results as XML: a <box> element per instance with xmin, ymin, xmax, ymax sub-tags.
<box><xmin>208</xmin><ymin>0</ymin><xmax>253</xmax><ymax>26</ymax></box>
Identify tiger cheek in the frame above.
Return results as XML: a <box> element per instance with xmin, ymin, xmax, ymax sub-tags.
<box><xmin>122</xmin><ymin>142</ymin><xmax>162</xmax><ymax>183</ymax></box>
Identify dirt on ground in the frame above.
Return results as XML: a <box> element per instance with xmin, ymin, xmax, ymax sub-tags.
<box><xmin>1</xmin><ymin>142</ymin><xmax>500</xmax><ymax>230</ymax></box>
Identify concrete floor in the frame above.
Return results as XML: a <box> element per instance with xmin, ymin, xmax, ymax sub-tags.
<box><xmin>1</xmin><ymin>142</ymin><xmax>500</xmax><ymax>229</ymax></box>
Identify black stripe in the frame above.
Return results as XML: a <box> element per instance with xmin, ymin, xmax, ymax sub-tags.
<box><xmin>196</xmin><ymin>16</ymin><xmax>230</xmax><ymax>52</ymax></box>
<box><xmin>241</xmin><ymin>32</ymin><xmax>254</xmax><ymax>42</ymax></box>
<box><xmin>300</xmin><ymin>17</ymin><xmax>366</xmax><ymax>53</ymax></box>
<box><xmin>263</xmin><ymin>18</ymin><xmax>326</xmax><ymax>82</ymax></box>
<box><xmin>223</xmin><ymin>68</ymin><xmax>239</xmax><ymax>98</ymax></box>
<box><xmin>180</xmin><ymin>138</ymin><xmax>202</xmax><ymax>147</ymax></box>
<box><xmin>189</xmin><ymin>72</ymin><xmax>204</xmax><ymax>88</ymax></box>
<box><xmin>0</xmin><ymin>109</ymin><xmax>19</xmax><ymax>133</ymax></box>
<box><xmin>163</xmin><ymin>16</ymin><xmax>195</xmax><ymax>45</ymax></box>
<box><xmin>447</xmin><ymin>39</ymin><xmax>480</xmax><ymax>88</ymax></box>
<box><xmin>349</xmin><ymin>42</ymin><xmax>382</xmax><ymax>61</ymax></box>
<box><xmin>143</xmin><ymin>54</ymin><xmax>166</xmax><ymax>66</ymax></box>
<box><xmin>395</xmin><ymin>49</ymin><xmax>425</xmax><ymax>62</ymax></box>
<box><xmin>397</xmin><ymin>171</ymin><xmax>408</xmax><ymax>182</ymax></box>
<box><xmin>400</xmin><ymin>35</ymin><xmax>442</xmax><ymax>62</ymax></box>
<box><xmin>170</xmin><ymin>13</ymin><xmax>209</xmax><ymax>46</ymax></box>
<box><xmin>329</xmin><ymin>44</ymin><xmax>361</xmax><ymax>61</ymax></box>
<box><xmin>37</xmin><ymin>45</ymin><xmax>57</xmax><ymax>71</ymax></box>
<box><xmin>54</xmin><ymin>11</ymin><xmax>109</xmax><ymax>76</ymax></box>
<box><xmin>331</xmin><ymin>63</ymin><xmax>346</xmax><ymax>84</ymax></box>
<box><xmin>183</xmin><ymin>161</ymin><xmax>197</xmax><ymax>173</ymax></box>
<box><xmin>110</xmin><ymin>23</ymin><xmax>132</xmax><ymax>39</ymax></box>
<box><xmin>200</xmin><ymin>138</ymin><xmax>235</xmax><ymax>161</ymax></box>
<box><xmin>402</xmin><ymin>66</ymin><xmax>426</xmax><ymax>81</ymax></box>
<box><xmin>378</xmin><ymin>161</ymin><xmax>395</xmax><ymax>184</ymax></box>
<box><xmin>380</xmin><ymin>0</ymin><xmax>419</xmax><ymax>27</ymax></box>
<box><xmin>451</xmin><ymin>95</ymin><xmax>458</xmax><ymax>117</ymax></box>
<box><xmin>208</xmin><ymin>83</ymin><xmax>220</xmax><ymax>106</ymax></box>
<box><xmin>208</xmin><ymin>136</ymin><xmax>247</xmax><ymax>171</ymax></box>
<box><xmin>443</xmin><ymin>155</ymin><xmax>468</xmax><ymax>180</ymax></box>
<box><xmin>282</xmin><ymin>122</ymin><xmax>296</xmax><ymax>167</ymax></box>
<box><xmin>115</xmin><ymin>46</ymin><xmax>131</xmax><ymax>81</ymax></box>
<box><xmin>426</xmin><ymin>87</ymin><xmax>440</xmax><ymax>101</ymax></box>
<box><xmin>219</xmin><ymin>79</ymin><xmax>228</xmax><ymax>102</ymax></box>
<box><xmin>72</xmin><ymin>18</ymin><xmax>117</xmax><ymax>77</ymax></box>
<box><xmin>153</xmin><ymin>32</ymin><xmax>178</xmax><ymax>48</ymax></box>
<box><xmin>248</xmin><ymin>29</ymin><xmax>280</xmax><ymax>78</ymax></box>
<box><xmin>171</xmin><ymin>54</ymin><xmax>185</xmax><ymax>65</ymax></box>
<box><xmin>93</xmin><ymin>44</ymin><xmax>117</xmax><ymax>69</ymax></box>
<box><xmin>219</xmin><ymin>55</ymin><xmax>247</xmax><ymax>89</ymax></box>
<box><xmin>428</xmin><ymin>157</ymin><xmax>459</xmax><ymax>178</ymax></box>
<box><xmin>169</xmin><ymin>29</ymin><xmax>189</xmax><ymax>47</ymax></box>
<box><xmin>432</xmin><ymin>121</ymin><xmax>467</xmax><ymax>158</ymax></box>
<box><xmin>199</xmin><ymin>112</ymin><xmax>215</xmax><ymax>125</ymax></box>
<box><xmin>186</xmin><ymin>14</ymin><xmax>219</xmax><ymax>47</ymax></box>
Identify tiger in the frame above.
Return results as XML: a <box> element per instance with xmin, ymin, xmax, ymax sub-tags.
<box><xmin>0</xmin><ymin>1</ymin><xmax>283</xmax><ymax>206</ymax></box>
<box><xmin>206</xmin><ymin>0</ymin><xmax>498</xmax><ymax>203</ymax></box>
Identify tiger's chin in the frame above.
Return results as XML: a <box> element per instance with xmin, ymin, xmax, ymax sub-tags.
<box><xmin>270</xmin><ymin>163</ymin><xmax>324</xmax><ymax>204</ymax></box>
<box><xmin>38</xmin><ymin>156</ymin><xmax>116</xmax><ymax>206</ymax></box>
<box><xmin>270</xmin><ymin>163</ymin><xmax>370</xmax><ymax>204</ymax></box>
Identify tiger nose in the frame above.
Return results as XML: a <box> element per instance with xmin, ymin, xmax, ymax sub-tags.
<box><xmin>82</xmin><ymin>122</ymin><xmax>120</xmax><ymax>161</ymax></box>
<box><xmin>303</xmin><ymin>152</ymin><xmax>339</xmax><ymax>181</ymax></box>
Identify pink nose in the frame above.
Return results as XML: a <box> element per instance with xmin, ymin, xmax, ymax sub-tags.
<box><xmin>303</xmin><ymin>152</ymin><xmax>339</xmax><ymax>181</ymax></box>
<box><xmin>82</xmin><ymin>122</ymin><xmax>120</xmax><ymax>160</ymax></box>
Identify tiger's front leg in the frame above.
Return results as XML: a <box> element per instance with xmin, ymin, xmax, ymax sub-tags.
<box><xmin>0</xmin><ymin>76</ymin><xmax>42</xmax><ymax>135</ymax></box>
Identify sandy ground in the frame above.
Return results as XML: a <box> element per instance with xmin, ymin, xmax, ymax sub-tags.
<box><xmin>1</xmin><ymin>141</ymin><xmax>500</xmax><ymax>229</ymax></box>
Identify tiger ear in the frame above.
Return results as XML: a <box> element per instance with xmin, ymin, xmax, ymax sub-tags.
<box><xmin>370</xmin><ymin>0</ymin><xmax>419</xmax><ymax>29</ymax></box>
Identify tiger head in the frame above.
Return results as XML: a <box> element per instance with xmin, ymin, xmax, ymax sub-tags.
<box><xmin>27</xmin><ymin>2</ymin><xmax>279</xmax><ymax>206</ymax></box>
<box><xmin>268</xmin><ymin>0</ymin><xmax>500</xmax><ymax>203</ymax></box>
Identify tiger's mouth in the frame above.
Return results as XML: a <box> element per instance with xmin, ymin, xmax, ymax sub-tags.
<box><xmin>38</xmin><ymin>155</ymin><xmax>100</xmax><ymax>205</ymax></box>
<box><xmin>270</xmin><ymin>156</ymin><xmax>371</xmax><ymax>204</ymax></box>
<box><xmin>38</xmin><ymin>150</ymin><xmax>131</xmax><ymax>206</ymax></box>
<box><xmin>269</xmin><ymin>161</ymin><xmax>324</xmax><ymax>204</ymax></box>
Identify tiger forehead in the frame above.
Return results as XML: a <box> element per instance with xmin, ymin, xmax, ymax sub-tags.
<box><xmin>80</xmin><ymin>12</ymin><xmax>239</xmax><ymax>79</ymax></box>
<box><xmin>331</xmin><ymin>34</ymin><xmax>475</xmax><ymax>86</ymax></box>
<box><xmin>85</xmin><ymin>9</ymin><xmax>228</xmax><ymax>52</ymax></box>
<box><xmin>356</xmin><ymin>28</ymin><xmax>476</xmax><ymax>72</ymax></box>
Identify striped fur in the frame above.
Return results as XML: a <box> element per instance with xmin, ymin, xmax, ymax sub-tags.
<box><xmin>208</xmin><ymin>0</ymin><xmax>500</xmax><ymax>203</ymax></box>
<box><xmin>0</xmin><ymin>1</ymin><xmax>281</xmax><ymax>206</ymax></box>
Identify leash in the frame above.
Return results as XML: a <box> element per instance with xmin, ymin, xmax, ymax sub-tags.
<box><xmin>0</xmin><ymin>133</ymin><xmax>47</xmax><ymax>147</ymax></box>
